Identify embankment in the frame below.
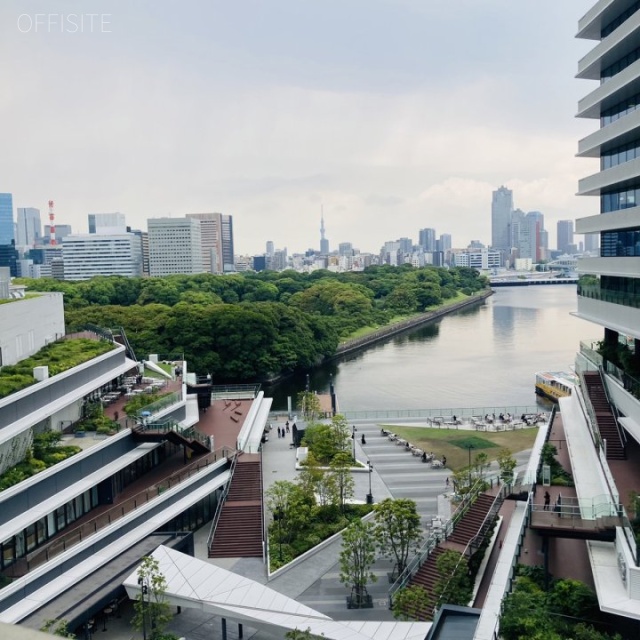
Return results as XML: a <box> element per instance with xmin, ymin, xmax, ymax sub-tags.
<box><xmin>331</xmin><ymin>289</ymin><xmax>493</xmax><ymax>359</ymax></box>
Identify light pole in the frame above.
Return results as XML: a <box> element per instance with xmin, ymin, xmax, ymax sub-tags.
<box><xmin>367</xmin><ymin>460</ymin><xmax>373</xmax><ymax>504</ymax></box>
<box><xmin>138</xmin><ymin>576</ymin><xmax>148</xmax><ymax>640</ymax></box>
<box><xmin>352</xmin><ymin>425</ymin><xmax>357</xmax><ymax>461</ymax></box>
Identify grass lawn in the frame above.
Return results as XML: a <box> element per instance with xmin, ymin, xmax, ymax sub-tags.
<box><xmin>382</xmin><ymin>425</ymin><xmax>539</xmax><ymax>471</ymax></box>
<box><xmin>144</xmin><ymin>362</ymin><xmax>174</xmax><ymax>378</ymax></box>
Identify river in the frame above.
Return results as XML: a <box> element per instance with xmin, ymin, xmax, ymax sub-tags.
<box><xmin>265</xmin><ymin>286</ymin><xmax>597</xmax><ymax>413</ymax></box>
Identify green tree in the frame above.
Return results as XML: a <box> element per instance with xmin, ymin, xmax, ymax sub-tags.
<box><xmin>431</xmin><ymin>550</ymin><xmax>473</xmax><ymax>611</ymax></box>
<box><xmin>392</xmin><ymin>584</ymin><xmax>431</xmax><ymax>621</ymax></box>
<box><xmin>41</xmin><ymin>619</ymin><xmax>75</xmax><ymax>638</ymax></box>
<box><xmin>266</xmin><ymin>480</ymin><xmax>312</xmax><ymax>559</ymax></box>
<box><xmin>373</xmin><ymin>498</ymin><xmax>423</xmax><ymax>577</ymax></box>
<box><xmin>339</xmin><ymin>519</ymin><xmax>377</xmax><ymax>608</ymax></box>
<box><xmin>297</xmin><ymin>391</ymin><xmax>322</xmax><ymax>421</ymax></box>
<box><xmin>497</xmin><ymin>448</ymin><xmax>517</xmax><ymax>483</ymax></box>
<box><xmin>132</xmin><ymin>555</ymin><xmax>173</xmax><ymax>640</ymax></box>
<box><xmin>327</xmin><ymin>452</ymin><xmax>355</xmax><ymax>511</ymax></box>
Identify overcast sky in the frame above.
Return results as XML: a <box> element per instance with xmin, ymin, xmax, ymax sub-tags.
<box><xmin>1</xmin><ymin>1</ymin><xmax>598</xmax><ymax>255</ymax></box>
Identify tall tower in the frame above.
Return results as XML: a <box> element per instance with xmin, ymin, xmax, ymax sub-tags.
<box><xmin>491</xmin><ymin>186</ymin><xmax>513</xmax><ymax>254</ymax></box>
<box><xmin>48</xmin><ymin>200</ymin><xmax>56</xmax><ymax>246</ymax></box>
<box><xmin>320</xmin><ymin>206</ymin><xmax>329</xmax><ymax>254</ymax></box>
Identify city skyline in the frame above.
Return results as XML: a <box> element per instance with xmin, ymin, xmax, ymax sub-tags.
<box><xmin>0</xmin><ymin>1</ymin><xmax>596</xmax><ymax>255</ymax></box>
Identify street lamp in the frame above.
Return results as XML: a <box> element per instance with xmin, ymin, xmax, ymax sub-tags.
<box><xmin>138</xmin><ymin>576</ymin><xmax>148</xmax><ymax>640</ymax></box>
<box><xmin>352</xmin><ymin>425</ymin><xmax>357</xmax><ymax>461</ymax></box>
<box><xmin>367</xmin><ymin>460</ymin><xmax>373</xmax><ymax>504</ymax></box>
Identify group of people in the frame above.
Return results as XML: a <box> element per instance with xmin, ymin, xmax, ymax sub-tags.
<box><xmin>276</xmin><ymin>421</ymin><xmax>291</xmax><ymax>439</ymax></box>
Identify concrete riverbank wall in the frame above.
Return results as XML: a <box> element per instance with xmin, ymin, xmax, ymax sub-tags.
<box><xmin>330</xmin><ymin>289</ymin><xmax>493</xmax><ymax>359</ymax></box>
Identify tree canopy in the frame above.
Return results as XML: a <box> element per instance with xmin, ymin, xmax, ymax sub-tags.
<box><xmin>19</xmin><ymin>266</ymin><xmax>487</xmax><ymax>382</ymax></box>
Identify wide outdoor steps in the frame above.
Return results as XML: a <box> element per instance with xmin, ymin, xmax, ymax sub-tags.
<box><xmin>405</xmin><ymin>546</ymin><xmax>447</xmax><ymax>619</ymax></box>
<box><xmin>447</xmin><ymin>493</ymin><xmax>495</xmax><ymax>547</ymax></box>
<box><xmin>208</xmin><ymin>457</ymin><xmax>263</xmax><ymax>558</ymax></box>
<box><xmin>132</xmin><ymin>426</ymin><xmax>210</xmax><ymax>454</ymax></box>
<box><xmin>583</xmin><ymin>371</ymin><xmax>626</xmax><ymax>460</ymax></box>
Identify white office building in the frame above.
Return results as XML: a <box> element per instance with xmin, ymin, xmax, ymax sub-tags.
<box><xmin>62</xmin><ymin>233</ymin><xmax>143</xmax><ymax>280</ymax></box>
<box><xmin>88</xmin><ymin>212</ymin><xmax>127</xmax><ymax>235</ymax></box>
<box><xmin>148</xmin><ymin>218</ymin><xmax>203</xmax><ymax>276</ymax></box>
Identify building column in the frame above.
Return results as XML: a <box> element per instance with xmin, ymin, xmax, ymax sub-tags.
<box><xmin>221</xmin><ymin>618</ymin><xmax>227</xmax><ymax>640</ymax></box>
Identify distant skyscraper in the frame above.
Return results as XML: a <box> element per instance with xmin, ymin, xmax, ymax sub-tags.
<box><xmin>148</xmin><ymin>217</ymin><xmax>203</xmax><ymax>276</ymax></box>
<box><xmin>491</xmin><ymin>186</ymin><xmax>513</xmax><ymax>254</ymax></box>
<box><xmin>438</xmin><ymin>234</ymin><xmax>452</xmax><ymax>253</ymax></box>
<box><xmin>0</xmin><ymin>194</ymin><xmax>14</xmax><ymax>245</ymax></box>
<box><xmin>88</xmin><ymin>212</ymin><xmax>127</xmax><ymax>235</ymax></box>
<box><xmin>584</xmin><ymin>233</ymin><xmax>599</xmax><ymax>253</ymax></box>
<box><xmin>338</xmin><ymin>242</ymin><xmax>354</xmax><ymax>257</ymax></box>
<box><xmin>186</xmin><ymin>212</ymin><xmax>235</xmax><ymax>273</ymax></box>
<box><xmin>44</xmin><ymin>224</ymin><xmax>72</xmax><ymax>245</ymax></box>
<box><xmin>320</xmin><ymin>208</ymin><xmax>329</xmax><ymax>255</ymax></box>
<box><xmin>419</xmin><ymin>228</ymin><xmax>436</xmax><ymax>252</ymax></box>
<box><xmin>16</xmin><ymin>208</ymin><xmax>41</xmax><ymax>247</ymax></box>
<box><xmin>557</xmin><ymin>220</ymin><xmax>574</xmax><ymax>253</ymax></box>
<box><xmin>62</xmin><ymin>233</ymin><xmax>143</xmax><ymax>280</ymax></box>
<box><xmin>266</xmin><ymin>240</ymin><xmax>274</xmax><ymax>256</ymax></box>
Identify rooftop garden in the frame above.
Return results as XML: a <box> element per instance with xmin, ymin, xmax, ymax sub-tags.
<box><xmin>0</xmin><ymin>338</ymin><xmax>115</xmax><ymax>399</ymax></box>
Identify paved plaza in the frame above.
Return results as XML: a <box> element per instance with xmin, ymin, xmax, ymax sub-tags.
<box><xmin>85</xmin><ymin>418</ymin><xmax>534</xmax><ymax>640</ymax></box>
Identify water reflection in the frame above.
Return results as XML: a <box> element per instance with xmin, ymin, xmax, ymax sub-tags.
<box><xmin>265</xmin><ymin>287</ymin><xmax>597</xmax><ymax>413</ymax></box>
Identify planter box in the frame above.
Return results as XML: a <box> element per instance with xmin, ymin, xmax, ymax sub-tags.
<box><xmin>346</xmin><ymin>594</ymin><xmax>373</xmax><ymax>609</ymax></box>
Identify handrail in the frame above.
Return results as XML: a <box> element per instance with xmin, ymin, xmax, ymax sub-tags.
<box><xmin>22</xmin><ymin>446</ymin><xmax>235</xmax><ymax>573</ymax></box>
<box><xmin>388</xmin><ymin>476</ymin><xmax>493</xmax><ymax>601</ymax></box>
<box><xmin>599</xmin><ymin>364</ymin><xmax>628</xmax><ymax>454</ymax></box>
<box><xmin>206</xmin><ymin>450</ymin><xmax>241</xmax><ymax>551</ymax></box>
<box><xmin>576</xmin><ymin>371</ymin><xmax>604</xmax><ymax>452</ymax></box>
<box><xmin>118</xmin><ymin>325</ymin><xmax>137</xmax><ymax>362</ymax></box>
<box><xmin>468</xmin><ymin>487</ymin><xmax>506</xmax><ymax>554</ymax></box>
<box><xmin>136</xmin><ymin>391</ymin><xmax>182</xmax><ymax>419</ymax></box>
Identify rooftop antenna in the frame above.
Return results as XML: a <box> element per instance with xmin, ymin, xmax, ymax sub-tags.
<box><xmin>48</xmin><ymin>200</ymin><xmax>56</xmax><ymax>245</ymax></box>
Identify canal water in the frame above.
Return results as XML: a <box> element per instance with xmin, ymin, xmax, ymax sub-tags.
<box><xmin>265</xmin><ymin>286</ymin><xmax>598</xmax><ymax>413</ymax></box>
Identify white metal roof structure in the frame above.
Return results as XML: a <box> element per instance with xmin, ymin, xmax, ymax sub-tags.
<box><xmin>123</xmin><ymin>546</ymin><xmax>431</xmax><ymax>640</ymax></box>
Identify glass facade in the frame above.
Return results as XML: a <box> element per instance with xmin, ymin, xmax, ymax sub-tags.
<box><xmin>600</xmin><ymin>186</ymin><xmax>640</xmax><ymax>212</ymax></box>
<box><xmin>602</xmin><ymin>138</ymin><xmax>640</xmax><ymax>169</ymax></box>
<box><xmin>601</xmin><ymin>90</ymin><xmax>640</xmax><ymax>126</ymax></box>
<box><xmin>578</xmin><ymin>275</ymin><xmax>640</xmax><ymax>309</ymax></box>
<box><xmin>602</xmin><ymin>1</ymin><xmax>640</xmax><ymax>38</ymax></box>
<box><xmin>0</xmin><ymin>194</ymin><xmax>13</xmax><ymax>246</ymax></box>
<box><xmin>601</xmin><ymin>229</ymin><xmax>640</xmax><ymax>256</ymax></box>
<box><xmin>601</xmin><ymin>44</ymin><xmax>640</xmax><ymax>83</ymax></box>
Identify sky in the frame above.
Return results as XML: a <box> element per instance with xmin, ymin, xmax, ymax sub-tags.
<box><xmin>1</xmin><ymin>0</ymin><xmax>598</xmax><ymax>255</ymax></box>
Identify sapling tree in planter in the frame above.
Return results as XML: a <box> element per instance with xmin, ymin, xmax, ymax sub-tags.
<box><xmin>373</xmin><ymin>498</ymin><xmax>423</xmax><ymax>581</ymax></box>
<box><xmin>339</xmin><ymin>519</ymin><xmax>377</xmax><ymax>609</ymax></box>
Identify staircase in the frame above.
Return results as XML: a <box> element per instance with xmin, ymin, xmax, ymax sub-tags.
<box><xmin>132</xmin><ymin>421</ymin><xmax>210</xmax><ymax>454</ymax></box>
<box><xmin>405</xmin><ymin>546</ymin><xmax>447</xmax><ymax>619</ymax></box>
<box><xmin>583</xmin><ymin>371</ymin><xmax>626</xmax><ymax>460</ymax></box>
<box><xmin>447</xmin><ymin>493</ymin><xmax>496</xmax><ymax>547</ymax></box>
<box><xmin>209</xmin><ymin>455</ymin><xmax>263</xmax><ymax>558</ymax></box>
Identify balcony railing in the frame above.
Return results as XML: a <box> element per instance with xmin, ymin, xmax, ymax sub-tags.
<box><xmin>17</xmin><ymin>445</ymin><xmax>236</xmax><ymax>575</ymax></box>
<box><xmin>578</xmin><ymin>284</ymin><xmax>640</xmax><ymax>309</ymax></box>
<box><xmin>136</xmin><ymin>390</ymin><xmax>182</xmax><ymax>418</ymax></box>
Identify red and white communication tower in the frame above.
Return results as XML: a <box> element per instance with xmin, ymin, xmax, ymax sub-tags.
<box><xmin>48</xmin><ymin>200</ymin><xmax>56</xmax><ymax>245</ymax></box>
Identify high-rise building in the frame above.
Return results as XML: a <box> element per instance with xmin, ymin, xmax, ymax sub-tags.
<box><xmin>148</xmin><ymin>217</ymin><xmax>203</xmax><ymax>276</ymax></box>
<box><xmin>88</xmin><ymin>212</ymin><xmax>127</xmax><ymax>235</ymax></box>
<box><xmin>419</xmin><ymin>228</ymin><xmax>436</xmax><ymax>252</ymax></box>
<box><xmin>130</xmin><ymin>230</ymin><xmax>149</xmax><ymax>276</ymax></box>
<box><xmin>62</xmin><ymin>233</ymin><xmax>143</xmax><ymax>280</ymax></box>
<box><xmin>491</xmin><ymin>186</ymin><xmax>513</xmax><ymax>254</ymax></box>
<box><xmin>44</xmin><ymin>224</ymin><xmax>72</xmax><ymax>244</ymax></box>
<box><xmin>557</xmin><ymin>220</ymin><xmax>574</xmax><ymax>253</ymax></box>
<box><xmin>0</xmin><ymin>194</ymin><xmax>14</xmax><ymax>246</ymax></box>
<box><xmin>186</xmin><ymin>213</ymin><xmax>235</xmax><ymax>273</ymax></box>
<box><xmin>583</xmin><ymin>233</ymin><xmax>599</xmax><ymax>253</ymax></box>
<box><xmin>15</xmin><ymin>208</ymin><xmax>41</xmax><ymax>248</ymax></box>
<box><xmin>338</xmin><ymin>242</ymin><xmax>354</xmax><ymax>257</ymax></box>
<box><xmin>320</xmin><ymin>210</ymin><xmax>329</xmax><ymax>255</ymax></box>
<box><xmin>438</xmin><ymin>234</ymin><xmax>452</xmax><ymax>253</ymax></box>
<box><xmin>266</xmin><ymin>241</ymin><xmax>274</xmax><ymax>256</ymax></box>
<box><xmin>398</xmin><ymin>237</ymin><xmax>413</xmax><ymax>254</ymax></box>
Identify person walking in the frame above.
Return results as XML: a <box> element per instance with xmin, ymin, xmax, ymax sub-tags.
<box><xmin>446</xmin><ymin>476</ymin><xmax>450</xmax><ymax>488</ymax></box>
<box><xmin>544</xmin><ymin>490</ymin><xmax>551</xmax><ymax>511</ymax></box>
